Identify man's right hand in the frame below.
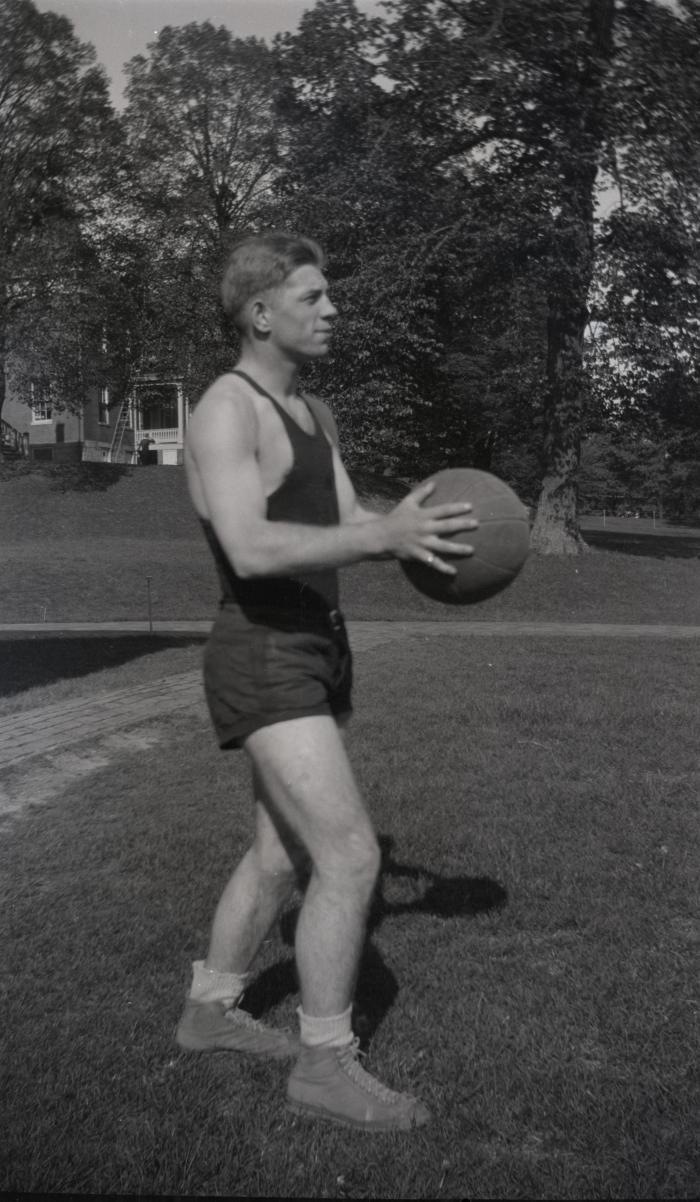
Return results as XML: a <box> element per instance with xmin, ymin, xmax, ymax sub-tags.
<box><xmin>381</xmin><ymin>480</ymin><xmax>478</xmax><ymax>576</ymax></box>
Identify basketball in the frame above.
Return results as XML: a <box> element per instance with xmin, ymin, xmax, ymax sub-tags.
<box><xmin>400</xmin><ymin>468</ymin><xmax>530</xmax><ymax>604</ymax></box>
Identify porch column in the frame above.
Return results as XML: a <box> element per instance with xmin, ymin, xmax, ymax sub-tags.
<box><xmin>177</xmin><ymin>383</ymin><xmax>184</xmax><ymax>447</ymax></box>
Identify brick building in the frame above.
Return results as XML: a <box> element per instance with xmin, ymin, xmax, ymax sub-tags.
<box><xmin>1</xmin><ymin>377</ymin><xmax>188</xmax><ymax>466</ymax></box>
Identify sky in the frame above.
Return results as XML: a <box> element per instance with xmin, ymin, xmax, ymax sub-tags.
<box><xmin>35</xmin><ymin>0</ymin><xmax>385</xmax><ymax>107</ymax></box>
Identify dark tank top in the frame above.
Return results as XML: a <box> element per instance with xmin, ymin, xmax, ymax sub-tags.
<box><xmin>201</xmin><ymin>369</ymin><xmax>340</xmax><ymax>616</ymax></box>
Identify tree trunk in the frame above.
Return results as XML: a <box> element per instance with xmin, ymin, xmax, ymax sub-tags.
<box><xmin>530</xmin><ymin>304</ymin><xmax>591</xmax><ymax>554</ymax></box>
<box><xmin>531</xmin><ymin>0</ymin><xmax>615</xmax><ymax>555</ymax></box>
<box><xmin>0</xmin><ymin>318</ymin><xmax>6</xmax><ymax>427</ymax></box>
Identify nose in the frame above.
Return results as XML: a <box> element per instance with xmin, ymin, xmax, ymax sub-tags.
<box><xmin>322</xmin><ymin>294</ymin><xmax>338</xmax><ymax>320</ymax></box>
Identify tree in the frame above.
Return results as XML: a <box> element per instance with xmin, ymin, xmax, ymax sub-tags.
<box><xmin>0</xmin><ymin>0</ymin><xmax>121</xmax><ymax>422</ymax></box>
<box><xmin>120</xmin><ymin>22</ymin><xmax>281</xmax><ymax>397</ymax></box>
<box><xmin>369</xmin><ymin>0</ymin><xmax>617</xmax><ymax>550</ymax></box>
<box><xmin>272</xmin><ymin>0</ymin><xmax>528</xmax><ymax>476</ymax></box>
<box><xmin>276</xmin><ymin>0</ymin><xmax>700</xmax><ymax>546</ymax></box>
<box><xmin>272</xmin><ymin>0</ymin><xmax>608</xmax><ymax>517</ymax></box>
<box><xmin>587</xmin><ymin>0</ymin><xmax>700</xmax><ymax>520</ymax></box>
<box><xmin>268</xmin><ymin>1</ymin><xmax>436</xmax><ymax>471</ymax></box>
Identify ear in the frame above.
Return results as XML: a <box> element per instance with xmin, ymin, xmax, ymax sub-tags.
<box><xmin>250</xmin><ymin>298</ymin><xmax>272</xmax><ymax>335</ymax></box>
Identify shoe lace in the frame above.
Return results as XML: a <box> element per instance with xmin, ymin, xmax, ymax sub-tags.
<box><xmin>224</xmin><ymin>1006</ymin><xmax>266</xmax><ymax>1031</ymax></box>
<box><xmin>337</xmin><ymin>1037</ymin><xmax>406</xmax><ymax>1104</ymax></box>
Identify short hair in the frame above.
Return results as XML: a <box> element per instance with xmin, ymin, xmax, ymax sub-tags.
<box><xmin>221</xmin><ymin>232</ymin><xmax>325</xmax><ymax>330</ymax></box>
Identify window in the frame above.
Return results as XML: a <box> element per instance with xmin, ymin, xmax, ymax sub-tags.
<box><xmin>98</xmin><ymin>386</ymin><xmax>110</xmax><ymax>425</ymax></box>
<box><xmin>30</xmin><ymin>383</ymin><xmax>52</xmax><ymax>424</ymax></box>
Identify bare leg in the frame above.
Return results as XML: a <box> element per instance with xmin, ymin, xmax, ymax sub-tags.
<box><xmin>176</xmin><ymin>771</ymin><xmax>305</xmax><ymax>1059</ymax></box>
<box><xmin>246</xmin><ymin>718</ymin><xmax>431</xmax><ymax>1129</ymax></box>
<box><xmin>205</xmin><ymin>771</ymin><xmax>305</xmax><ymax>974</ymax></box>
<box><xmin>214</xmin><ymin>716</ymin><xmax>431</xmax><ymax>1127</ymax></box>
<box><xmin>244</xmin><ymin>715</ymin><xmax>380</xmax><ymax>1017</ymax></box>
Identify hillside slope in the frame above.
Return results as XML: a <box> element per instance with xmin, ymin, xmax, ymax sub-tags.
<box><xmin>1</xmin><ymin>462</ymin><xmax>698</xmax><ymax>624</ymax></box>
<box><xmin>1</xmin><ymin>463</ymin><xmax>200</xmax><ymax>542</ymax></box>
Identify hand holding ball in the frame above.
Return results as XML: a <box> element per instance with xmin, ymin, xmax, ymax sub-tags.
<box><xmin>401</xmin><ymin>469</ymin><xmax>530</xmax><ymax>604</ymax></box>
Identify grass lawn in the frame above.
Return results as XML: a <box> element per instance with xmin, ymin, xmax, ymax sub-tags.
<box><xmin>1</xmin><ymin>463</ymin><xmax>699</xmax><ymax>624</ymax></box>
<box><xmin>2</xmin><ymin>635</ymin><xmax>699</xmax><ymax>1198</ymax></box>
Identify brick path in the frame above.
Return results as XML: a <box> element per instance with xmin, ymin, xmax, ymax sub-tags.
<box><xmin>2</xmin><ymin>619</ymin><xmax>699</xmax><ymax>770</ymax></box>
<box><xmin>0</xmin><ymin>674</ymin><xmax>205</xmax><ymax>769</ymax></box>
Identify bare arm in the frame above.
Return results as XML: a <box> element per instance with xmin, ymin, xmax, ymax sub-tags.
<box><xmin>186</xmin><ymin>380</ymin><xmax>476</xmax><ymax>579</ymax></box>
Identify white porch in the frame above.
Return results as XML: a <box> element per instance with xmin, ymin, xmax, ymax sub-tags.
<box><xmin>137</xmin><ymin>427</ymin><xmax>182</xmax><ymax>465</ymax></box>
<box><xmin>132</xmin><ymin>380</ymin><xmax>188</xmax><ymax>465</ymax></box>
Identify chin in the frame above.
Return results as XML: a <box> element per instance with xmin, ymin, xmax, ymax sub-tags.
<box><xmin>288</xmin><ymin>341</ymin><xmax>331</xmax><ymax>364</ymax></box>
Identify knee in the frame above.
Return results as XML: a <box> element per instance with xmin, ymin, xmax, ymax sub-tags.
<box><xmin>323</xmin><ymin>831</ymin><xmax>381</xmax><ymax>893</ymax></box>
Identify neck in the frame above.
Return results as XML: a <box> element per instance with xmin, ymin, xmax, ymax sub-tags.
<box><xmin>236</xmin><ymin>345</ymin><xmax>300</xmax><ymax>400</ymax></box>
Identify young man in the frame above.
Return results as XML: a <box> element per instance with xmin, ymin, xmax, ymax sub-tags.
<box><xmin>178</xmin><ymin>232</ymin><xmax>477</xmax><ymax>1131</ymax></box>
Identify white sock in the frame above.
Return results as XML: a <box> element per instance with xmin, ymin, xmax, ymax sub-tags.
<box><xmin>297</xmin><ymin>1004</ymin><xmax>354</xmax><ymax>1049</ymax></box>
<box><xmin>189</xmin><ymin>959</ymin><xmax>249</xmax><ymax>1010</ymax></box>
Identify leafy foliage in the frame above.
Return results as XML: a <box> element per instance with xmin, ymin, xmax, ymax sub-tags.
<box><xmin>585</xmin><ymin>0</ymin><xmax>700</xmax><ymax>519</ymax></box>
<box><xmin>119</xmin><ymin>22</ymin><xmax>281</xmax><ymax>396</ymax></box>
<box><xmin>0</xmin><ymin>0</ymin><xmax>126</xmax><ymax>415</ymax></box>
<box><xmin>3</xmin><ymin>0</ymin><xmax>700</xmax><ymax>539</ymax></box>
<box><xmin>271</xmin><ymin>0</ymin><xmax>700</xmax><ymax>538</ymax></box>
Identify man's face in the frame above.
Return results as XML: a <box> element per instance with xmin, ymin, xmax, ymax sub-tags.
<box><xmin>262</xmin><ymin>264</ymin><xmax>338</xmax><ymax>361</ymax></box>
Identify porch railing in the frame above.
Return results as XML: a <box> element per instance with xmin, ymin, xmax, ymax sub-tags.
<box><xmin>139</xmin><ymin>428</ymin><xmax>179</xmax><ymax>444</ymax></box>
<box><xmin>1</xmin><ymin>418</ymin><xmax>27</xmax><ymax>456</ymax></box>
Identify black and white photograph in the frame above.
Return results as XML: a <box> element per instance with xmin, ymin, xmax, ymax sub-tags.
<box><xmin>1</xmin><ymin>0</ymin><xmax>699</xmax><ymax>1197</ymax></box>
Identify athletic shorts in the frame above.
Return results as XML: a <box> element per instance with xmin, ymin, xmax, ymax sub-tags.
<box><xmin>203</xmin><ymin>603</ymin><xmax>353</xmax><ymax>750</ymax></box>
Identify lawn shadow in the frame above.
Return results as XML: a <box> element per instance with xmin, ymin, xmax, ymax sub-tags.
<box><xmin>0</xmin><ymin>635</ymin><xmax>205</xmax><ymax>697</ymax></box>
<box><xmin>0</xmin><ymin>459</ymin><xmax>134</xmax><ymax>491</ymax></box>
<box><xmin>583</xmin><ymin>528</ymin><xmax>700</xmax><ymax>559</ymax></box>
<box><xmin>46</xmin><ymin>462</ymin><xmax>133</xmax><ymax>492</ymax></box>
<box><xmin>243</xmin><ymin>834</ymin><xmax>507</xmax><ymax>1044</ymax></box>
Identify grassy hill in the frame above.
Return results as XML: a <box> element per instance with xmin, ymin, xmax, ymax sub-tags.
<box><xmin>3</xmin><ymin>462</ymin><xmax>698</xmax><ymax>1200</ymax></box>
<box><xmin>1</xmin><ymin>461</ymin><xmax>699</xmax><ymax>624</ymax></box>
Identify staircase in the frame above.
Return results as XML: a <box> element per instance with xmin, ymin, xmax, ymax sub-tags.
<box><xmin>108</xmin><ymin>400</ymin><xmax>132</xmax><ymax>463</ymax></box>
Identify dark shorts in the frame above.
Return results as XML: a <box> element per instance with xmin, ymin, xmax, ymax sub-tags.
<box><xmin>203</xmin><ymin>603</ymin><xmax>353</xmax><ymax>750</ymax></box>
